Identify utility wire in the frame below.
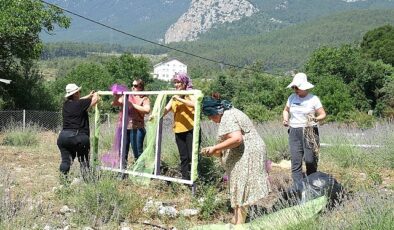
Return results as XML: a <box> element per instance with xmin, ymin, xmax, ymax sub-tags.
<box><xmin>39</xmin><ymin>0</ymin><xmax>283</xmax><ymax>76</ymax></box>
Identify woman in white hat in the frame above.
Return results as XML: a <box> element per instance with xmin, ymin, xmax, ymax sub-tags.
<box><xmin>282</xmin><ymin>73</ymin><xmax>326</xmax><ymax>184</ymax></box>
<box><xmin>57</xmin><ymin>83</ymin><xmax>99</xmax><ymax>182</ymax></box>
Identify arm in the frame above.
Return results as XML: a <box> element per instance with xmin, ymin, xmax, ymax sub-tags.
<box><xmin>81</xmin><ymin>90</ymin><xmax>95</xmax><ymax>99</ymax></box>
<box><xmin>162</xmin><ymin>97</ymin><xmax>173</xmax><ymax>117</ymax></box>
<box><xmin>132</xmin><ymin>97</ymin><xmax>150</xmax><ymax>114</ymax></box>
<box><xmin>283</xmin><ymin>105</ymin><xmax>290</xmax><ymax>127</ymax></box>
<box><xmin>172</xmin><ymin>94</ymin><xmax>196</xmax><ymax>108</ymax></box>
<box><xmin>203</xmin><ymin>130</ymin><xmax>243</xmax><ymax>157</ymax></box>
<box><xmin>314</xmin><ymin>107</ymin><xmax>326</xmax><ymax>122</ymax></box>
<box><xmin>89</xmin><ymin>92</ymin><xmax>99</xmax><ymax>108</ymax></box>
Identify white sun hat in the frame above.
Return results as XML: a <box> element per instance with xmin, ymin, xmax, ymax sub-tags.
<box><xmin>286</xmin><ymin>72</ymin><xmax>314</xmax><ymax>90</ymax></box>
<box><xmin>65</xmin><ymin>83</ymin><xmax>81</xmax><ymax>98</ymax></box>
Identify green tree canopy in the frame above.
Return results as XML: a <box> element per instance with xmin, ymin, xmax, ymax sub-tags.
<box><xmin>0</xmin><ymin>0</ymin><xmax>70</xmax><ymax>109</ymax></box>
<box><xmin>361</xmin><ymin>24</ymin><xmax>394</xmax><ymax>66</ymax></box>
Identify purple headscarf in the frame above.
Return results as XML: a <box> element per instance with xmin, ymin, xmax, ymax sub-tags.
<box><xmin>173</xmin><ymin>73</ymin><xmax>193</xmax><ymax>90</ymax></box>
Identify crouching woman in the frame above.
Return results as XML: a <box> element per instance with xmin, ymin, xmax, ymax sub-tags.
<box><xmin>201</xmin><ymin>94</ymin><xmax>270</xmax><ymax>224</ymax></box>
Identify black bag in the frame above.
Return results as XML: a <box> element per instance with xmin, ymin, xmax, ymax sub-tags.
<box><xmin>281</xmin><ymin>171</ymin><xmax>344</xmax><ymax>208</ymax></box>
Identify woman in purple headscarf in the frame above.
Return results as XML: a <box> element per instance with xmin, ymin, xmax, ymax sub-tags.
<box><xmin>163</xmin><ymin>73</ymin><xmax>196</xmax><ymax>180</ymax></box>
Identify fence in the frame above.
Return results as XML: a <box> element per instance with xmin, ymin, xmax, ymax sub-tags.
<box><xmin>0</xmin><ymin>110</ymin><xmax>111</xmax><ymax>132</ymax></box>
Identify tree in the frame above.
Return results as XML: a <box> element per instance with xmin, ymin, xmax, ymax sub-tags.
<box><xmin>0</xmin><ymin>0</ymin><xmax>70</xmax><ymax>109</ymax></box>
<box><xmin>305</xmin><ymin>45</ymin><xmax>392</xmax><ymax>113</ymax></box>
<box><xmin>105</xmin><ymin>53</ymin><xmax>152</xmax><ymax>87</ymax></box>
<box><xmin>361</xmin><ymin>25</ymin><xmax>394</xmax><ymax>66</ymax></box>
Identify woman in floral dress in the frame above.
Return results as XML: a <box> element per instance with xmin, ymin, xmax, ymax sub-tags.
<box><xmin>201</xmin><ymin>94</ymin><xmax>270</xmax><ymax>224</ymax></box>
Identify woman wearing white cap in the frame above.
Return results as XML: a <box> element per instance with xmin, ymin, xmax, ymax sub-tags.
<box><xmin>282</xmin><ymin>73</ymin><xmax>326</xmax><ymax>184</ymax></box>
<box><xmin>57</xmin><ymin>83</ymin><xmax>99</xmax><ymax>182</ymax></box>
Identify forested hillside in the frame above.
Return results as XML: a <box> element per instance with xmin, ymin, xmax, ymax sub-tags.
<box><xmin>171</xmin><ymin>9</ymin><xmax>394</xmax><ymax>72</ymax></box>
<box><xmin>41</xmin><ymin>0</ymin><xmax>394</xmax><ymax>45</ymax></box>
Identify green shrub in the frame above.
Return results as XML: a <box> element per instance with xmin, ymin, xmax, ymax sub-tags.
<box><xmin>60</xmin><ymin>175</ymin><xmax>143</xmax><ymax>226</ymax></box>
<box><xmin>2</xmin><ymin>124</ymin><xmax>40</xmax><ymax>146</ymax></box>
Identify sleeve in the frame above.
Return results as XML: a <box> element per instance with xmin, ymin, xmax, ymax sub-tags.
<box><xmin>286</xmin><ymin>94</ymin><xmax>294</xmax><ymax>107</ymax></box>
<box><xmin>79</xmin><ymin>98</ymin><xmax>92</xmax><ymax>111</ymax></box>
<box><xmin>217</xmin><ymin>110</ymin><xmax>241</xmax><ymax>137</ymax></box>
<box><xmin>313</xmin><ymin>96</ymin><xmax>323</xmax><ymax>110</ymax></box>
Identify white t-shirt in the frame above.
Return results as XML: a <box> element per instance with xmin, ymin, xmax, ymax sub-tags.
<box><xmin>286</xmin><ymin>93</ymin><xmax>323</xmax><ymax>128</ymax></box>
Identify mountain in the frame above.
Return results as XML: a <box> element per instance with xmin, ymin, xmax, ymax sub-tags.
<box><xmin>169</xmin><ymin>9</ymin><xmax>394</xmax><ymax>72</ymax></box>
<box><xmin>41</xmin><ymin>0</ymin><xmax>394</xmax><ymax>45</ymax></box>
<box><xmin>164</xmin><ymin>0</ymin><xmax>259</xmax><ymax>43</ymax></box>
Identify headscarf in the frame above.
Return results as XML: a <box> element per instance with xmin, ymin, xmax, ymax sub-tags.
<box><xmin>202</xmin><ymin>96</ymin><xmax>233</xmax><ymax>116</ymax></box>
<box><xmin>172</xmin><ymin>73</ymin><xmax>193</xmax><ymax>90</ymax></box>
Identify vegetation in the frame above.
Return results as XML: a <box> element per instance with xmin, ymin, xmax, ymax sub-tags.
<box><xmin>1</xmin><ymin>121</ymin><xmax>393</xmax><ymax>229</ymax></box>
<box><xmin>172</xmin><ymin>9</ymin><xmax>394</xmax><ymax>71</ymax></box>
<box><xmin>0</xmin><ymin>0</ymin><xmax>70</xmax><ymax>110</ymax></box>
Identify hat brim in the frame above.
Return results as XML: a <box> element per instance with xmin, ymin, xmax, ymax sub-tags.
<box><xmin>64</xmin><ymin>87</ymin><xmax>81</xmax><ymax>98</ymax></box>
<box><xmin>286</xmin><ymin>82</ymin><xmax>314</xmax><ymax>90</ymax></box>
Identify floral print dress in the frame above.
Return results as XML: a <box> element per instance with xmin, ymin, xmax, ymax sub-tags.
<box><xmin>218</xmin><ymin>108</ymin><xmax>270</xmax><ymax>207</ymax></box>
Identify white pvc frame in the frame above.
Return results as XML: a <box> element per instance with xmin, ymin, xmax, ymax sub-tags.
<box><xmin>95</xmin><ymin>90</ymin><xmax>202</xmax><ymax>186</ymax></box>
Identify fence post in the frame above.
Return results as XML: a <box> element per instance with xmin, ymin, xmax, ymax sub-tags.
<box><xmin>23</xmin><ymin>109</ymin><xmax>26</xmax><ymax>131</ymax></box>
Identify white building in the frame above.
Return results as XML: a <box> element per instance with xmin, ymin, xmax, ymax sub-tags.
<box><xmin>153</xmin><ymin>59</ymin><xmax>187</xmax><ymax>81</ymax></box>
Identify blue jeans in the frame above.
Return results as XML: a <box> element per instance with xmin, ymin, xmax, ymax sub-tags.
<box><xmin>129</xmin><ymin>127</ymin><xmax>146</xmax><ymax>160</ymax></box>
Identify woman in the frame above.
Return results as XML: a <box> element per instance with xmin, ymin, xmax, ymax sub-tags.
<box><xmin>57</xmin><ymin>83</ymin><xmax>99</xmax><ymax>182</ymax></box>
<box><xmin>201</xmin><ymin>94</ymin><xmax>270</xmax><ymax>225</ymax></box>
<box><xmin>282</xmin><ymin>72</ymin><xmax>326</xmax><ymax>184</ymax></box>
<box><xmin>163</xmin><ymin>73</ymin><xmax>196</xmax><ymax>180</ymax></box>
<box><xmin>112</xmin><ymin>79</ymin><xmax>150</xmax><ymax>167</ymax></box>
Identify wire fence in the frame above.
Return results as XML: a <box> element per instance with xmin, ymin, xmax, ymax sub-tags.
<box><xmin>0</xmin><ymin>110</ymin><xmax>111</xmax><ymax>132</ymax></box>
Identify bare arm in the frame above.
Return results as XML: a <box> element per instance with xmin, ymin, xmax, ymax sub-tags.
<box><xmin>283</xmin><ymin>105</ymin><xmax>290</xmax><ymax>127</ymax></box>
<box><xmin>204</xmin><ymin>130</ymin><xmax>243</xmax><ymax>157</ymax></box>
<box><xmin>172</xmin><ymin>94</ymin><xmax>196</xmax><ymax>108</ymax></box>
<box><xmin>89</xmin><ymin>92</ymin><xmax>99</xmax><ymax>108</ymax></box>
<box><xmin>315</xmin><ymin>107</ymin><xmax>326</xmax><ymax>122</ymax></box>
<box><xmin>132</xmin><ymin>97</ymin><xmax>150</xmax><ymax>114</ymax></box>
<box><xmin>163</xmin><ymin>98</ymin><xmax>173</xmax><ymax>117</ymax></box>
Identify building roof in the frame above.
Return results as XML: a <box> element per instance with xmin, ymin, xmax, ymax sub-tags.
<box><xmin>153</xmin><ymin>58</ymin><xmax>186</xmax><ymax>68</ymax></box>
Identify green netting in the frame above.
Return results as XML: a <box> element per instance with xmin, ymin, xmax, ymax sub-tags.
<box><xmin>191</xmin><ymin>196</ymin><xmax>327</xmax><ymax>230</ymax></box>
<box><xmin>129</xmin><ymin>93</ymin><xmax>167</xmax><ymax>185</ymax></box>
<box><xmin>191</xmin><ymin>91</ymin><xmax>203</xmax><ymax>181</ymax></box>
<box><xmin>92</xmin><ymin>104</ymin><xmax>100</xmax><ymax>168</ymax></box>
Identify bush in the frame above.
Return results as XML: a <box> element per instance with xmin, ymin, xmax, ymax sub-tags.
<box><xmin>59</xmin><ymin>174</ymin><xmax>143</xmax><ymax>226</ymax></box>
<box><xmin>2</xmin><ymin>124</ymin><xmax>40</xmax><ymax>146</ymax></box>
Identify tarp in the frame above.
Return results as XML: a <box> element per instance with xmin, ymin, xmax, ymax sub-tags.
<box><xmin>191</xmin><ymin>196</ymin><xmax>327</xmax><ymax>230</ymax></box>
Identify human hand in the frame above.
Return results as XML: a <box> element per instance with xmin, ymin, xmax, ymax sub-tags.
<box><xmin>201</xmin><ymin>146</ymin><xmax>221</xmax><ymax>157</ymax></box>
<box><xmin>283</xmin><ymin>119</ymin><xmax>289</xmax><ymax>127</ymax></box>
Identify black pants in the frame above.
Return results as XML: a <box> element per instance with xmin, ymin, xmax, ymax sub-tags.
<box><xmin>57</xmin><ymin>130</ymin><xmax>90</xmax><ymax>179</ymax></box>
<box><xmin>175</xmin><ymin>129</ymin><xmax>194</xmax><ymax>180</ymax></box>
<box><xmin>288</xmin><ymin>127</ymin><xmax>319</xmax><ymax>184</ymax></box>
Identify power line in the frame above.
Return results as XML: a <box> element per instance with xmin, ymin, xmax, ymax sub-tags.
<box><xmin>39</xmin><ymin>0</ymin><xmax>282</xmax><ymax>76</ymax></box>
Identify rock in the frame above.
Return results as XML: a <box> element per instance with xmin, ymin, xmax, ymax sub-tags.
<box><xmin>180</xmin><ymin>208</ymin><xmax>199</xmax><ymax>217</ymax></box>
<box><xmin>143</xmin><ymin>199</ymin><xmax>163</xmax><ymax>213</ymax></box>
<box><xmin>158</xmin><ymin>206</ymin><xmax>178</xmax><ymax>218</ymax></box>
<box><xmin>60</xmin><ymin>205</ymin><xmax>71</xmax><ymax>214</ymax></box>
<box><xmin>70</xmin><ymin>178</ymin><xmax>82</xmax><ymax>186</ymax></box>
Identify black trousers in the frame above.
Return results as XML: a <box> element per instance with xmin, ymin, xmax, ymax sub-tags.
<box><xmin>57</xmin><ymin>130</ymin><xmax>90</xmax><ymax>179</ymax></box>
<box><xmin>175</xmin><ymin>129</ymin><xmax>194</xmax><ymax>180</ymax></box>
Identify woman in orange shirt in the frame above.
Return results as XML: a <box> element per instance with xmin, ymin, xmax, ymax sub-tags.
<box><xmin>163</xmin><ymin>73</ymin><xmax>196</xmax><ymax>180</ymax></box>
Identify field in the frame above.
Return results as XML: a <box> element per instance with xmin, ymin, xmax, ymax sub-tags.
<box><xmin>0</xmin><ymin>120</ymin><xmax>393</xmax><ymax>229</ymax></box>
